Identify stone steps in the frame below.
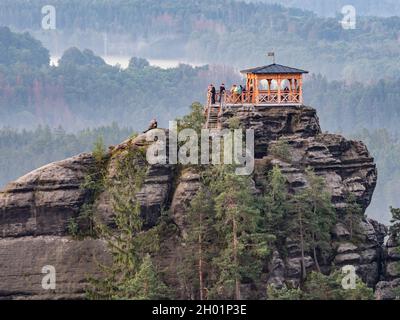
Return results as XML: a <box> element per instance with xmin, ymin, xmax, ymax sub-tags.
<box><xmin>205</xmin><ymin>105</ymin><xmax>221</xmax><ymax>129</ymax></box>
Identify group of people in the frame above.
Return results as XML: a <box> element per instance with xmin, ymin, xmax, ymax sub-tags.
<box><xmin>208</xmin><ymin>82</ymin><xmax>296</xmax><ymax>105</ymax></box>
<box><xmin>207</xmin><ymin>83</ymin><xmax>248</xmax><ymax>104</ymax></box>
<box><xmin>229</xmin><ymin>84</ymin><xmax>247</xmax><ymax>102</ymax></box>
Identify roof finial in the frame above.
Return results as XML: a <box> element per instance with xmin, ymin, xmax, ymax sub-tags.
<box><xmin>267</xmin><ymin>51</ymin><xmax>275</xmax><ymax>64</ymax></box>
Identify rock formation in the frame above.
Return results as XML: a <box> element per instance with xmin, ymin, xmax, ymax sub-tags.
<box><xmin>375</xmin><ymin>233</ymin><xmax>400</xmax><ymax>299</ymax></box>
<box><xmin>0</xmin><ymin>104</ymin><xmax>398</xmax><ymax>299</ymax></box>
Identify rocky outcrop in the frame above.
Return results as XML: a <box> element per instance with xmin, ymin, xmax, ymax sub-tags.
<box><xmin>0</xmin><ymin>153</ymin><xmax>94</xmax><ymax>238</ymax></box>
<box><xmin>223</xmin><ymin>105</ymin><xmax>376</xmax><ymax>213</ymax></box>
<box><xmin>171</xmin><ymin>169</ymin><xmax>201</xmax><ymax>234</ymax></box>
<box><xmin>0</xmin><ymin>134</ymin><xmax>174</xmax><ymax>299</ymax></box>
<box><xmin>375</xmin><ymin>235</ymin><xmax>400</xmax><ymax>299</ymax></box>
<box><xmin>1</xmin><ymin>104</ymin><xmax>396</xmax><ymax>299</ymax></box>
<box><xmin>331</xmin><ymin>219</ymin><xmax>387</xmax><ymax>287</ymax></box>
<box><xmin>0</xmin><ymin>236</ymin><xmax>109</xmax><ymax>299</ymax></box>
<box><xmin>220</xmin><ymin>105</ymin><xmax>320</xmax><ymax>158</ymax></box>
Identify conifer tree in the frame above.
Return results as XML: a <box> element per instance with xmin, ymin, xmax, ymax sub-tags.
<box><xmin>343</xmin><ymin>193</ymin><xmax>364</xmax><ymax>240</ymax></box>
<box><xmin>88</xmin><ymin>147</ymin><xmax>167</xmax><ymax>299</ymax></box>
<box><xmin>268</xmin><ymin>271</ymin><xmax>373</xmax><ymax>300</ymax></box>
<box><xmin>117</xmin><ymin>254</ymin><xmax>169</xmax><ymax>300</ymax></box>
<box><xmin>263</xmin><ymin>165</ymin><xmax>290</xmax><ymax>250</ymax></box>
<box><xmin>209</xmin><ymin>165</ymin><xmax>269</xmax><ymax>300</ymax></box>
<box><xmin>390</xmin><ymin>206</ymin><xmax>400</xmax><ymax>238</ymax></box>
<box><xmin>289</xmin><ymin>168</ymin><xmax>336</xmax><ymax>277</ymax></box>
<box><xmin>183</xmin><ymin>186</ymin><xmax>216</xmax><ymax>300</ymax></box>
<box><xmin>176</xmin><ymin>102</ymin><xmax>205</xmax><ymax>134</ymax></box>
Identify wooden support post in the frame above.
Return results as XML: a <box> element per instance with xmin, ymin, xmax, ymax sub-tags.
<box><xmin>277</xmin><ymin>76</ymin><xmax>282</xmax><ymax>104</ymax></box>
<box><xmin>254</xmin><ymin>76</ymin><xmax>259</xmax><ymax>104</ymax></box>
<box><xmin>299</xmin><ymin>76</ymin><xmax>303</xmax><ymax>104</ymax></box>
<box><xmin>289</xmin><ymin>78</ymin><xmax>293</xmax><ymax>102</ymax></box>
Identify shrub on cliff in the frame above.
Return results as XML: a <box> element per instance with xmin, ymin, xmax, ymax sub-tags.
<box><xmin>267</xmin><ymin>271</ymin><xmax>374</xmax><ymax>300</ymax></box>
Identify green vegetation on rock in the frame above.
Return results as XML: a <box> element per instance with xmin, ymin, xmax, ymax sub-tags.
<box><xmin>267</xmin><ymin>270</ymin><xmax>374</xmax><ymax>300</ymax></box>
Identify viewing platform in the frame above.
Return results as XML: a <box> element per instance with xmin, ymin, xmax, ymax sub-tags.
<box><xmin>205</xmin><ymin>63</ymin><xmax>308</xmax><ymax>128</ymax></box>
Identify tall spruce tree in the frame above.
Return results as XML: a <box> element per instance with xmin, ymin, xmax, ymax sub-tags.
<box><xmin>263</xmin><ymin>165</ymin><xmax>291</xmax><ymax>251</ymax></box>
<box><xmin>209</xmin><ymin>165</ymin><xmax>269</xmax><ymax>300</ymax></box>
<box><xmin>343</xmin><ymin>193</ymin><xmax>364</xmax><ymax>240</ymax></box>
<box><xmin>88</xmin><ymin>147</ymin><xmax>168</xmax><ymax>299</ymax></box>
<box><xmin>289</xmin><ymin>168</ymin><xmax>336</xmax><ymax>277</ymax></box>
<box><xmin>183</xmin><ymin>186</ymin><xmax>216</xmax><ymax>300</ymax></box>
<box><xmin>117</xmin><ymin>254</ymin><xmax>169</xmax><ymax>300</ymax></box>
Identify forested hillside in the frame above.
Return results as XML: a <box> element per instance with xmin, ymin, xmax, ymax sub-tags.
<box><xmin>1</xmin><ymin>0</ymin><xmax>400</xmax><ymax>81</ymax></box>
<box><xmin>0</xmin><ymin>27</ymin><xmax>239</xmax><ymax>130</ymax></box>
<box><xmin>1</xmin><ymin>27</ymin><xmax>400</xmax><ymax>135</ymax></box>
<box><xmin>244</xmin><ymin>0</ymin><xmax>400</xmax><ymax>17</ymax></box>
<box><xmin>304</xmin><ymin>75</ymin><xmax>400</xmax><ymax>133</ymax></box>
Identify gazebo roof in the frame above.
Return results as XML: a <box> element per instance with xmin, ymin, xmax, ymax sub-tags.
<box><xmin>240</xmin><ymin>63</ymin><xmax>308</xmax><ymax>75</ymax></box>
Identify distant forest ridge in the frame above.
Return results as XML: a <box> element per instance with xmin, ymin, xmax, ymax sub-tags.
<box><xmin>0</xmin><ymin>26</ymin><xmax>399</xmax><ymax>222</ymax></box>
<box><xmin>1</xmin><ymin>0</ymin><xmax>400</xmax><ymax>81</ymax></box>
<box><xmin>1</xmin><ymin>26</ymin><xmax>400</xmax><ymax>135</ymax></box>
<box><xmin>243</xmin><ymin>0</ymin><xmax>400</xmax><ymax>17</ymax></box>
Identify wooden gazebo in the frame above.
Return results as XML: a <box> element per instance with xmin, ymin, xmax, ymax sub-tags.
<box><xmin>241</xmin><ymin>63</ymin><xmax>308</xmax><ymax>104</ymax></box>
<box><xmin>210</xmin><ymin>63</ymin><xmax>308</xmax><ymax>106</ymax></box>
<box><xmin>204</xmin><ymin>63</ymin><xmax>309</xmax><ymax>128</ymax></box>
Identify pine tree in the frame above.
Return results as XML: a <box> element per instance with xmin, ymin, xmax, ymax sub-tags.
<box><xmin>209</xmin><ymin>165</ymin><xmax>269</xmax><ymax>300</ymax></box>
<box><xmin>289</xmin><ymin>191</ymin><xmax>309</xmax><ymax>279</ymax></box>
<box><xmin>183</xmin><ymin>186</ymin><xmax>216</xmax><ymax>300</ymax></box>
<box><xmin>88</xmin><ymin>147</ymin><xmax>168</xmax><ymax>299</ymax></box>
<box><xmin>267</xmin><ymin>271</ymin><xmax>373</xmax><ymax>300</ymax></box>
<box><xmin>176</xmin><ymin>102</ymin><xmax>206</xmax><ymax>134</ymax></box>
<box><xmin>289</xmin><ymin>168</ymin><xmax>336</xmax><ymax>278</ymax></box>
<box><xmin>343</xmin><ymin>193</ymin><xmax>364</xmax><ymax>240</ymax></box>
<box><xmin>263</xmin><ymin>165</ymin><xmax>290</xmax><ymax>251</ymax></box>
<box><xmin>117</xmin><ymin>254</ymin><xmax>169</xmax><ymax>300</ymax></box>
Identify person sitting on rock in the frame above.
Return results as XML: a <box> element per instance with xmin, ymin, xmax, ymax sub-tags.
<box><xmin>143</xmin><ymin>118</ymin><xmax>158</xmax><ymax>133</ymax></box>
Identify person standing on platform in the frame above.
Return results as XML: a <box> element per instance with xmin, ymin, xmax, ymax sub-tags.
<box><xmin>219</xmin><ymin>83</ymin><xmax>226</xmax><ymax>103</ymax></box>
<box><xmin>210</xmin><ymin>84</ymin><xmax>216</xmax><ymax>104</ymax></box>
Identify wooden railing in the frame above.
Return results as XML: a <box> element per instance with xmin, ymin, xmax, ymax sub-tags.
<box><xmin>208</xmin><ymin>90</ymin><xmax>302</xmax><ymax>105</ymax></box>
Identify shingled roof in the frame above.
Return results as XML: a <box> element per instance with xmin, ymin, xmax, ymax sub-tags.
<box><xmin>240</xmin><ymin>63</ymin><xmax>308</xmax><ymax>74</ymax></box>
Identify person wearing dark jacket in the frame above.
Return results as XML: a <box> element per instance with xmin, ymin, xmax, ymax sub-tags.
<box><xmin>219</xmin><ymin>83</ymin><xmax>226</xmax><ymax>103</ymax></box>
<box><xmin>210</xmin><ymin>84</ymin><xmax>216</xmax><ymax>104</ymax></box>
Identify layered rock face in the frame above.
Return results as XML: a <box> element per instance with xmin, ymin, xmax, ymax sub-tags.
<box><xmin>0</xmin><ymin>154</ymin><xmax>110</xmax><ymax>299</ymax></box>
<box><xmin>0</xmin><ymin>104</ymin><xmax>397</xmax><ymax>299</ymax></box>
<box><xmin>219</xmin><ymin>105</ymin><xmax>385</xmax><ymax>291</ymax></box>
<box><xmin>0</xmin><ymin>135</ymin><xmax>173</xmax><ymax>299</ymax></box>
<box><xmin>375</xmin><ymin>234</ymin><xmax>400</xmax><ymax>299</ymax></box>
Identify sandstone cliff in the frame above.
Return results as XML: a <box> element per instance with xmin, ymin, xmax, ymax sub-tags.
<box><xmin>0</xmin><ymin>104</ymin><xmax>398</xmax><ymax>299</ymax></box>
